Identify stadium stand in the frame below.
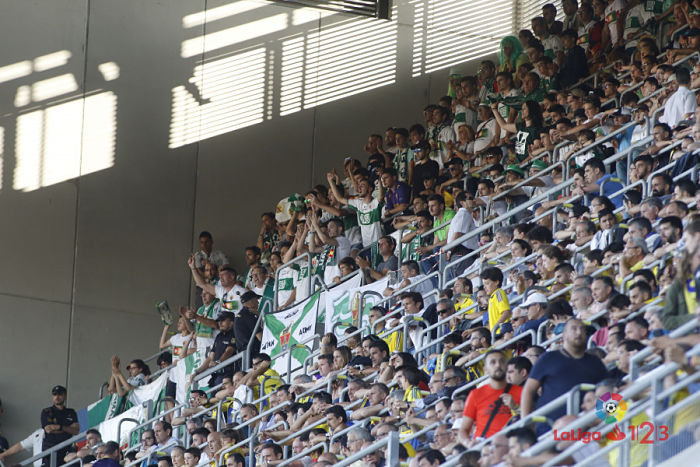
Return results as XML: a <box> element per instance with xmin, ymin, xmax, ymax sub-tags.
<box><xmin>3</xmin><ymin>1</ymin><xmax>700</xmax><ymax>466</ymax></box>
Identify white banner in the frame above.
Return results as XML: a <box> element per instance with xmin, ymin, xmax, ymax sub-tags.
<box><xmin>260</xmin><ymin>291</ymin><xmax>321</xmax><ymax>376</ymax></box>
<box><xmin>128</xmin><ymin>373</ymin><xmax>168</xmax><ymax>407</ymax></box>
<box><xmin>97</xmin><ymin>403</ymin><xmax>144</xmax><ymax>446</ymax></box>
<box><xmin>324</xmin><ymin>276</ymin><xmax>389</xmax><ymax>335</ymax></box>
<box><xmin>171</xmin><ymin>348</ymin><xmax>209</xmax><ymax>404</ymax></box>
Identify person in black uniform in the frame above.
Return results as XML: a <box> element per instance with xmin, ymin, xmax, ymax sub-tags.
<box><xmin>234</xmin><ymin>291</ymin><xmax>262</xmax><ymax>355</ymax></box>
<box><xmin>189</xmin><ymin>312</ymin><xmax>236</xmax><ymax>386</ymax></box>
<box><xmin>41</xmin><ymin>386</ymin><xmax>79</xmax><ymax>467</ymax></box>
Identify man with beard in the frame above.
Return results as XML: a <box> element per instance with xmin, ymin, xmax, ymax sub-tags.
<box><xmin>458</xmin><ymin>350</ymin><xmax>523</xmax><ymax>441</ymax></box>
<box><xmin>521</xmin><ymin>319</ymin><xmax>607</xmax><ymax>433</ymax></box>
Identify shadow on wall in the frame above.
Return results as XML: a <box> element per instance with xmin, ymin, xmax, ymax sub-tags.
<box><xmin>0</xmin><ymin>0</ymin><xmax>512</xmax><ymax>195</ymax></box>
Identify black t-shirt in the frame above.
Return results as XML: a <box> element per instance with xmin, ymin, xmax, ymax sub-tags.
<box><xmin>234</xmin><ymin>308</ymin><xmax>260</xmax><ymax>353</ymax></box>
<box><xmin>41</xmin><ymin>405</ymin><xmax>78</xmax><ymax>448</ymax></box>
<box><xmin>412</xmin><ymin>160</ymin><xmax>440</xmax><ymax>196</ymax></box>
<box><xmin>529</xmin><ymin>350</ymin><xmax>607</xmax><ymax>420</ymax></box>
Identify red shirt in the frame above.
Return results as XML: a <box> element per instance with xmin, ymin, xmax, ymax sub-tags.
<box><xmin>463</xmin><ymin>383</ymin><xmax>523</xmax><ymax>438</ymax></box>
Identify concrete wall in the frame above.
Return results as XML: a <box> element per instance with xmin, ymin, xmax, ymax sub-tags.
<box><xmin>0</xmin><ymin>0</ymin><xmax>505</xmax><ymax>445</ymax></box>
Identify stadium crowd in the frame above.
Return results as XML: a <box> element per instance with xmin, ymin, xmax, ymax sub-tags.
<box><xmin>2</xmin><ymin>1</ymin><xmax>700</xmax><ymax>466</ymax></box>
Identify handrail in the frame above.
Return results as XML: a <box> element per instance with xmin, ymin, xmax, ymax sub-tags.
<box><xmin>19</xmin><ymin>431</ymin><xmax>88</xmax><ymax>467</ymax></box>
<box><xmin>492</xmin><ymin>161</ymin><xmax>564</xmax><ymax>202</ymax></box>
<box><xmin>629</xmin><ymin>317</ymin><xmax>698</xmax><ymax>380</ymax></box>
<box><xmin>278</xmin><ymin>441</ymin><xmax>328</xmax><ymax>467</ymax></box>
<box><xmin>334</xmin><ymin>431</ymin><xmax>399</xmax><ymax>467</ymax></box>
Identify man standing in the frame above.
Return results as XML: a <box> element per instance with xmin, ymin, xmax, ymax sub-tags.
<box><xmin>327</xmin><ymin>172</ymin><xmax>384</xmax><ymax>250</ymax></box>
<box><xmin>40</xmin><ymin>386</ymin><xmax>79</xmax><ymax>467</ymax></box>
<box><xmin>190</xmin><ymin>312</ymin><xmax>236</xmax><ymax>386</ymax></box>
<box><xmin>660</xmin><ymin>68</ymin><xmax>696</xmax><ymax>128</ymax></box>
<box><xmin>193</xmin><ymin>231</ymin><xmax>228</xmax><ymax>270</ymax></box>
<box><xmin>188</xmin><ymin>259</ymin><xmax>248</xmax><ymax>315</ymax></box>
<box><xmin>521</xmin><ymin>319</ymin><xmax>607</xmax><ymax>432</ymax></box>
<box><xmin>233</xmin><ymin>291</ymin><xmax>263</xmax><ymax>355</ymax></box>
<box><xmin>459</xmin><ymin>351</ymin><xmax>523</xmax><ymax>441</ymax></box>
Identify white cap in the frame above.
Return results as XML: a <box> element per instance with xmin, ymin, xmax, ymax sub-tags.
<box><xmin>521</xmin><ymin>292</ymin><xmax>548</xmax><ymax>308</ymax></box>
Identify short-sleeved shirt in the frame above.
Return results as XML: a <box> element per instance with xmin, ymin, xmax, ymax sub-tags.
<box><xmin>595</xmin><ymin>174</ymin><xmax>624</xmax><ymax>208</ymax></box>
<box><xmin>214</xmin><ymin>283</ymin><xmax>248</xmax><ymax>314</ymax></box>
<box><xmin>385</xmin><ymin>182</ymin><xmax>411</xmax><ymax>212</ymax></box>
<box><xmin>193</xmin><ymin>250</ymin><xmax>228</xmax><ymax>269</ymax></box>
<box><xmin>463</xmin><ymin>383</ymin><xmax>523</xmax><ymax>438</ymax></box>
<box><xmin>195</xmin><ymin>301</ymin><xmax>221</xmax><ymax>339</ymax></box>
<box><xmin>347</xmin><ymin>197</ymin><xmax>384</xmax><ymax>247</ymax></box>
<box><xmin>529</xmin><ymin>350</ymin><xmax>608</xmax><ymax>421</ymax></box>
<box><xmin>487</xmin><ymin>288</ymin><xmax>510</xmax><ymax>331</ymax></box>
<box><xmin>434</xmin><ymin>209</ymin><xmax>456</xmax><ymax>242</ymax></box>
<box><xmin>169</xmin><ymin>333</ymin><xmax>192</xmax><ymax>362</ymax></box>
<box><xmin>211</xmin><ymin>330</ymin><xmax>235</xmax><ymax>362</ymax></box>
<box><xmin>474</xmin><ymin>118</ymin><xmax>498</xmax><ymax>152</ymax></box>
<box><xmin>41</xmin><ymin>406</ymin><xmax>78</xmax><ymax>449</ymax></box>
<box><xmin>376</xmin><ymin>255</ymin><xmax>398</xmax><ymax>273</ymax></box>
<box><xmin>21</xmin><ymin>429</ymin><xmax>44</xmax><ymax>467</ymax></box>
<box><xmin>233</xmin><ymin>308</ymin><xmax>260</xmax><ymax>354</ymax></box>
<box><xmin>447</xmin><ymin>207</ymin><xmax>479</xmax><ymax>250</ymax></box>
<box><xmin>514</xmin><ymin>122</ymin><xmax>541</xmax><ymax>162</ymax></box>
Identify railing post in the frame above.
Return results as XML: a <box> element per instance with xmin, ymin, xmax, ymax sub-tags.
<box><xmin>386</xmin><ymin>430</ymin><xmax>399</xmax><ymax>467</ymax></box>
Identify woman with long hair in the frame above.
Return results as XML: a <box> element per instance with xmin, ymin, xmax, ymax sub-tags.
<box><xmin>490</xmin><ymin>100</ymin><xmax>544</xmax><ymax>163</ymax></box>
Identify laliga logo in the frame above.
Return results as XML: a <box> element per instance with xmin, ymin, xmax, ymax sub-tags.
<box><xmin>596</xmin><ymin>392</ymin><xmax>627</xmax><ymax>441</ymax></box>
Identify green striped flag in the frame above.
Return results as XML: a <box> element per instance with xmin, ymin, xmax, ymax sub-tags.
<box><xmin>260</xmin><ymin>291</ymin><xmax>320</xmax><ymax>375</ymax></box>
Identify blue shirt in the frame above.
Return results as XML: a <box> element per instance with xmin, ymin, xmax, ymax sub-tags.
<box><xmin>596</xmin><ymin>174</ymin><xmax>624</xmax><ymax>208</ymax></box>
<box><xmin>515</xmin><ymin>315</ymin><xmax>547</xmax><ymax>336</ymax></box>
<box><xmin>385</xmin><ymin>181</ymin><xmax>411</xmax><ymax>211</ymax></box>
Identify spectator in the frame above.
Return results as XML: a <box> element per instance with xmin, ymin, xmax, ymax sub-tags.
<box><xmin>189</xmin><ymin>312</ymin><xmax>236</xmax><ymax>386</ymax></box>
<box><xmin>459</xmin><ymin>350</ymin><xmax>523</xmax><ymax>441</ymax></box>
<box><xmin>188</xmin><ymin>260</ymin><xmax>248</xmax><ymax>315</ymax></box>
<box><xmin>40</xmin><ymin>386</ymin><xmax>79</xmax><ymax>467</ymax></box>
<box><xmin>480</xmin><ymin>267</ymin><xmax>511</xmax><ymax>334</ymax></box>
<box><xmin>153</xmin><ymin>421</ymin><xmax>180</xmax><ymax>455</ymax></box>
<box><xmin>233</xmin><ymin>291</ymin><xmax>262</xmax><ymax>355</ymax></box>
<box><xmin>193</xmin><ymin>231</ymin><xmax>228</xmax><ymax>270</ymax></box>
<box><xmin>660</xmin><ymin>67</ymin><xmax>696</xmax><ymax>128</ymax></box>
<box><xmin>521</xmin><ymin>319</ymin><xmax>607</xmax><ymax>432</ymax></box>
<box><xmin>92</xmin><ymin>441</ymin><xmax>120</xmax><ymax>467</ymax></box>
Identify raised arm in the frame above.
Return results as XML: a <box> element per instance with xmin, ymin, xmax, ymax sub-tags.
<box><xmin>490</xmin><ymin>103</ymin><xmax>517</xmax><ymax>133</ymax></box>
<box><xmin>326</xmin><ymin>172</ymin><xmax>348</xmax><ymax>205</ymax></box>
<box><xmin>188</xmin><ymin>255</ymin><xmax>216</xmax><ymax>295</ymax></box>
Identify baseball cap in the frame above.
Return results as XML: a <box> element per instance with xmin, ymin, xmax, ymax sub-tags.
<box><xmin>521</xmin><ymin>292</ymin><xmax>548</xmax><ymax>307</ymax></box>
<box><xmin>570</xmin><ymin>88</ymin><xmax>586</xmax><ymax>98</ymax></box>
<box><xmin>51</xmin><ymin>385</ymin><xmax>67</xmax><ymax>395</ymax></box>
<box><xmin>530</xmin><ymin>160</ymin><xmax>548</xmax><ymax>171</ymax></box>
<box><xmin>505</xmin><ymin>164</ymin><xmax>525</xmax><ymax>178</ymax></box>
<box><xmin>240</xmin><ymin>291</ymin><xmax>261</xmax><ymax>303</ymax></box>
<box><xmin>216</xmin><ymin>311</ymin><xmax>236</xmax><ymax>322</ymax></box>
<box><xmin>666</xmin><ymin>73</ymin><xmax>677</xmax><ymax>83</ymax></box>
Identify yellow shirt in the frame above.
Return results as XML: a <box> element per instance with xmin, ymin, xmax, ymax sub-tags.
<box><xmin>455</xmin><ymin>295</ymin><xmax>477</xmax><ymax>314</ymax></box>
<box><xmin>403</xmin><ymin>385</ymin><xmax>423</xmax><ymax>402</ymax></box>
<box><xmin>487</xmin><ymin>288</ymin><xmax>510</xmax><ymax>331</ymax></box>
<box><xmin>256</xmin><ymin>368</ymin><xmax>283</xmax><ymax>409</ymax></box>
<box><xmin>684</xmin><ymin>279</ymin><xmax>697</xmax><ymax>314</ymax></box>
<box><xmin>383</xmin><ymin>330</ymin><xmax>403</xmax><ymax>353</ymax></box>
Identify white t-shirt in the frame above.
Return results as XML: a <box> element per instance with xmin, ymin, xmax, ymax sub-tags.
<box><xmin>541</xmin><ymin>34</ymin><xmax>563</xmax><ymax>57</ymax></box>
<box><xmin>20</xmin><ymin>429</ymin><xmax>44</xmax><ymax>467</ymax></box>
<box><xmin>214</xmin><ymin>283</ymin><xmax>248</xmax><ymax>314</ymax></box>
<box><xmin>193</xmin><ymin>250</ymin><xmax>228</xmax><ymax>268</ymax></box>
<box><xmin>170</xmin><ymin>333</ymin><xmax>198</xmax><ymax>363</ymax></box>
<box><xmin>447</xmin><ymin>207</ymin><xmax>479</xmax><ymax>250</ymax></box>
<box><xmin>605</xmin><ymin>0</ymin><xmax>626</xmax><ymax>45</ymax></box>
<box><xmin>346</xmin><ymin>197</ymin><xmax>384</xmax><ymax>247</ymax></box>
<box><xmin>474</xmin><ymin>118</ymin><xmax>498</xmax><ymax>152</ymax></box>
<box><xmin>333</xmin><ymin>234</ymin><xmax>351</xmax><ymax>261</ymax></box>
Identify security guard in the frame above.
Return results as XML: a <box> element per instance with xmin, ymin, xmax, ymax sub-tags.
<box><xmin>190</xmin><ymin>312</ymin><xmax>236</xmax><ymax>386</ymax></box>
<box><xmin>40</xmin><ymin>386</ymin><xmax>79</xmax><ymax>467</ymax></box>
